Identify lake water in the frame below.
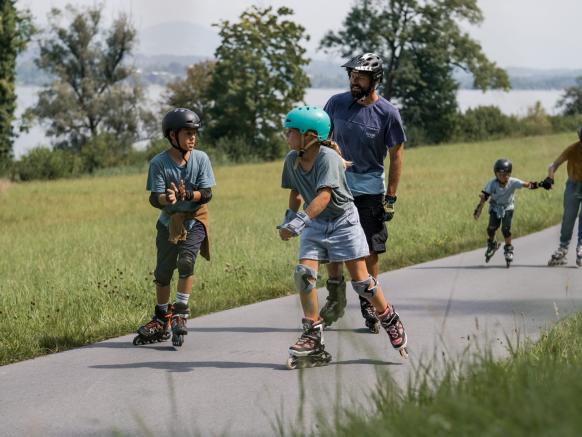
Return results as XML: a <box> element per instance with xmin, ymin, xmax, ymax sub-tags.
<box><xmin>12</xmin><ymin>85</ymin><xmax>564</xmax><ymax>158</ymax></box>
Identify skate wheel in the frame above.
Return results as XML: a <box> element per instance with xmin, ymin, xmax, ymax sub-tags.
<box><xmin>172</xmin><ymin>334</ymin><xmax>184</xmax><ymax>347</ymax></box>
<box><xmin>399</xmin><ymin>347</ymin><xmax>409</xmax><ymax>359</ymax></box>
<box><xmin>286</xmin><ymin>357</ymin><xmax>298</xmax><ymax>370</ymax></box>
<box><xmin>133</xmin><ymin>335</ymin><xmax>143</xmax><ymax>346</ymax></box>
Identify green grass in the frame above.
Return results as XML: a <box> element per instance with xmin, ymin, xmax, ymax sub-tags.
<box><xmin>316</xmin><ymin>312</ymin><xmax>582</xmax><ymax>436</ymax></box>
<box><xmin>0</xmin><ymin>132</ymin><xmax>574</xmax><ymax>365</ymax></box>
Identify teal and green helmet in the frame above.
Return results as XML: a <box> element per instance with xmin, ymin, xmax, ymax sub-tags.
<box><xmin>284</xmin><ymin>106</ymin><xmax>331</xmax><ymax>141</ymax></box>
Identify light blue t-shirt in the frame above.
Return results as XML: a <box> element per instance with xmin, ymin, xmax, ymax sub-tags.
<box><xmin>281</xmin><ymin>147</ymin><xmax>353</xmax><ymax>221</ymax></box>
<box><xmin>324</xmin><ymin>91</ymin><xmax>406</xmax><ymax>196</ymax></box>
<box><xmin>483</xmin><ymin>177</ymin><xmax>525</xmax><ymax>217</ymax></box>
<box><xmin>146</xmin><ymin>149</ymin><xmax>216</xmax><ymax>226</ymax></box>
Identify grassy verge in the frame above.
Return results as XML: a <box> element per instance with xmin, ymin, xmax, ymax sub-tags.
<box><xmin>0</xmin><ymin>132</ymin><xmax>573</xmax><ymax>365</ymax></box>
<box><xmin>318</xmin><ymin>312</ymin><xmax>582</xmax><ymax>436</ymax></box>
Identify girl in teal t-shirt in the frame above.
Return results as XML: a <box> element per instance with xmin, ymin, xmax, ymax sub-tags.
<box><xmin>278</xmin><ymin>106</ymin><xmax>409</xmax><ymax>369</ymax></box>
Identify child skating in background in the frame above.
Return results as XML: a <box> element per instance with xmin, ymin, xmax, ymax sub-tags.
<box><xmin>474</xmin><ymin>158</ymin><xmax>551</xmax><ymax>267</ymax></box>
<box><xmin>278</xmin><ymin>106</ymin><xmax>408</xmax><ymax>369</ymax></box>
<box><xmin>134</xmin><ymin>108</ymin><xmax>215</xmax><ymax>347</ymax></box>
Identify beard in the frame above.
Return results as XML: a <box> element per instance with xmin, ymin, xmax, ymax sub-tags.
<box><xmin>350</xmin><ymin>85</ymin><xmax>371</xmax><ymax>100</ymax></box>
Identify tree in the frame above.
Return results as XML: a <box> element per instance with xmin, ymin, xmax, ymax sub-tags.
<box><xmin>25</xmin><ymin>4</ymin><xmax>153</xmax><ymax>168</ymax></box>
<box><xmin>163</xmin><ymin>60</ymin><xmax>215</xmax><ymax>118</ymax></box>
<box><xmin>207</xmin><ymin>6</ymin><xmax>310</xmax><ymax>160</ymax></box>
<box><xmin>0</xmin><ymin>1</ymin><xmax>33</xmax><ymax>170</ymax></box>
<box><xmin>557</xmin><ymin>77</ymin><xmax>582</xmax><ymax>116</ymax></box>
<box><xmin>320</xmin><ymin>0</ymin><xmax>510</xmax><ymax>143</ymax></box>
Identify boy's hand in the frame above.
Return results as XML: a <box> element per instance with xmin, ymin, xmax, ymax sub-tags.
<box><xmin>473</xmin><ymin>203</ymin><xmax>483</xmax><ymax>220</ymax></box>
<box><xmin>177</xmin><ymin>179</ymin><xmax>194</xmax><ymax>201</ymax></box>
<box><xmin>166</xmin><ymin>182</ymin><xmax>178</xmax><ymax>204</ymax></box>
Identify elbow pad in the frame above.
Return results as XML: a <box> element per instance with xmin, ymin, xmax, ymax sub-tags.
<box><xmin>149</xmin><ymin>192</ymin><xmax>163</xmax><ymax>209</ymax></box>
<box><xmin>198</xmin><ymin>187</ymin><xmax>212</xmax><ymax>204</ymax></box>
<box><xmin>481</xmin><ymin>191</ymin><xmax>490</xmax><ymax>201</ymax></box>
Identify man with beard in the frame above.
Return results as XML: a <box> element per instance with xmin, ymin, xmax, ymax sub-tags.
<box><xmin>319</xmin><ymin>53</ymin><xmax>406</xmax><ymax>333</ymax></box>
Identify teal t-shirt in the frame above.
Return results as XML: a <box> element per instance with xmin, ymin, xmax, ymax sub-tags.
<box><xmin>281</xmin><ymin>146</ymin><xmax>353</xmax><ymax>220</ymax></box>
<box><xmin>146</xmin><ymin>149</ymin><xmax>216</xmax><ymax>226</ymax></box>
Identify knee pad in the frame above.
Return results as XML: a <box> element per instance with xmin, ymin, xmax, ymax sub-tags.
<box><xmin>294</xmin><ymin>264</ymin><xmax>318</xmax><ymax>294</ymax></box>
<box><xmin>351</xmin><ymin>275</ymin><xmax>377</xmax><ymax>299</ymax></box>
<box><xmin>487</xmin><ymin>225</ymin><xmax>498</xmax><ymax>238</ymax></box>
<box><xmin>177</xmin><ymin>252</ymin><xmax>195</xmax><ymax>278</ymax></box>
<box><xmin>501</xmin><ymin>227</ymin><xmax>512</xmax><ymax>238</ymax></box>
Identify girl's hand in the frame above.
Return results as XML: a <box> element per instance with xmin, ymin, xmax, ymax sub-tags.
<box><xmin>279</xmin><ymin>228</ymin><xmax>294</xmax><ymax>241</ymax></box>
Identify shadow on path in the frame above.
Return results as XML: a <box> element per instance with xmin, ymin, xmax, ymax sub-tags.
<box><xmin>90</xmin><ymin>357</ymin><xmax>401</xmax><ymax>373</ymax></box>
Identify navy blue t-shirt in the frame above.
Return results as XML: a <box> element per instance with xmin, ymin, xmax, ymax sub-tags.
<box><xmin>324</xmin><ymin>92</ymin><xmax>406</xmax><ymax>195</ymax></box>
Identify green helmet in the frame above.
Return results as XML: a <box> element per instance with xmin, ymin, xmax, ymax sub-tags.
<box><xmin>284</xmin><ymin>106</ymin><xmax>331</xmax><ymax>141</ymax></box>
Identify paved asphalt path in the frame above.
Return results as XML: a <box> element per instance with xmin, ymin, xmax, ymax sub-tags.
<box><xmin>1</xmin><ymin>225</ymin><xmax>582</xmax><ymax>437</ymax></box>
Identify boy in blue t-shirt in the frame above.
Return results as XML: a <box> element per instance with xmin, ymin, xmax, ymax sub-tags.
<box><xmin>474</xmin><ymin>158</ymin><xmax>550</xmax><ymax>266</ymax></box>
<box><xmin>134</xmin><ymin>108</ymin><xmax>215</xmax><ymax>347</ymax></box>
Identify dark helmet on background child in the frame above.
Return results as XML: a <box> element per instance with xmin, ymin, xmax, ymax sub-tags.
<box><xmin>494</xmin><ymin>158</ymin><xmax>512</xmax><ymax>174</ymax></box>
<box><xmin>162</xmin><ymin>108</ymin><xmax>202</xmax><ymax>155</ymax></box>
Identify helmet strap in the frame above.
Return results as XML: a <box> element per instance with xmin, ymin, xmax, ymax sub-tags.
<box><xmin>170</xmin><ymin>130</ymin><xmax>189</xmax><ymax>159</ymax></box>
<box><xmin>294</xmin><ymin>135</ymin><xmax>319</xmax><ymax>169</ymax></box>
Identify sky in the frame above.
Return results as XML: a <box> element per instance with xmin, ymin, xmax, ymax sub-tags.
<box><xmin>15</xmin><ymin>0</ymin><xmax>582</xmax><ymax>69</ymax></box>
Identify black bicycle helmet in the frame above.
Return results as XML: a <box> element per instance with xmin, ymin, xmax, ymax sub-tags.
<box><xmin>162</xmin><ymin>108</ymin><xmax>202</xmax><ymax>139</ymax></box>
<box><xmin>162</xmin><ymin>108</ymin><xmax>202</xmax><ymax>155</ymax></box>
<box><xmin>341</xmin><ymin>52</ymin><xmax>384</xmax><ymax>89</ymax></box>
<box><xmin>493</xmin><ymin>158</ymin><xmax>512</xmax><ymax>174</ymax></box>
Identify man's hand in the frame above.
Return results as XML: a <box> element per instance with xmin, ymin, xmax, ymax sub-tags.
<box><xmin>383</xmin><ymin>195</ymin><xmax>397</xmax><ymax>221</ymax></box>
<box><xmin>539</xmin><ymin>177</ymin><xmax>554</xmax><ymax>190</ymax></box>
<box><xmin>166</xmin><ymin>182</ymin><xmax>178</xmax><ymax>204</ymax></box>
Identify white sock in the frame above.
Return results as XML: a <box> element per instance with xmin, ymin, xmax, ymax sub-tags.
<box><xmin>175</xmin><ymin>292</ymin><xmax>189</xmax><ymax>305</ymax></box>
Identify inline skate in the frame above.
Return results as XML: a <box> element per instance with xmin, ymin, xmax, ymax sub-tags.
<box><xmin>359</xmin><ymin>296</ymin><xmax>380</xmax><ymax>333</ymax></box>
<box><xmin>319</xmin><ymin>277</ymin><xmax>346</xmax><ymax>328</ymax></box>
<box><xmin>576</xmin><ymin>243</ymin><xmax>582</xmax><ymax>268</ymax></box>
<box><xmin>378</xmin><ymin>305</ymin><xmax>409</xmax><ymax>358</ymax></box>
<box><xmin>287</xmin><ymin>318</ymin><xmax>331</xmax><ymax>369</ymax></box>
<box><xmin>504</xmin><ymin>244</ymin><xmax>514</xmax><ymax>268</ymax></box>
<box><xmin>133</xmin><ymin>305</ymin><xmax>172</xmax><ymax>345</ymax></box>
<box><xmin>548</xmin><ymin>246</ymin><xmax>568</xmax><ymax>266</ymax></box>
<box><xmin>171</xmin><ymin>302</ymin><xmax>190</xmax><ymax>347</ymax></box>
<box><xmin>485</xmin><ymin>240</ymin><xmax>500</xmax><ymax>263</ymax></box>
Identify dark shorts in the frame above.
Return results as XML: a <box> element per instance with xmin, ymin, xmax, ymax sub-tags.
<box><xmin>487</xmin><ymin>210</ymin><xmax>514</xmax><ymax>234</ymax></box>
<box><xmin>353</xmin><ymin>194</ymin><xmax>388</xmax><ymax>254</ymax></box>
<box><xmin>154</xmin><ymin>219</ymin><xmax>206</xmax><ymax>285</ymax></box>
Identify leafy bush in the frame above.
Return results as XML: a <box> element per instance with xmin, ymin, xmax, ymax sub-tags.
<box><xmin>14</xmin><ymin>147</ymin><xmax>84</xmax><ymax>181</ymax></box>
<box><xmin>455</xmin><ymin>106</ymin><xmax>513</xmax><ymax>142</ymax></box>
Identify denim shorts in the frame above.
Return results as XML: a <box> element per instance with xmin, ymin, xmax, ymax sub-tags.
<box><xmin>299</xmin><ymin>205</ymin><xmax>370</xmax><ymax>263</ymax></box>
